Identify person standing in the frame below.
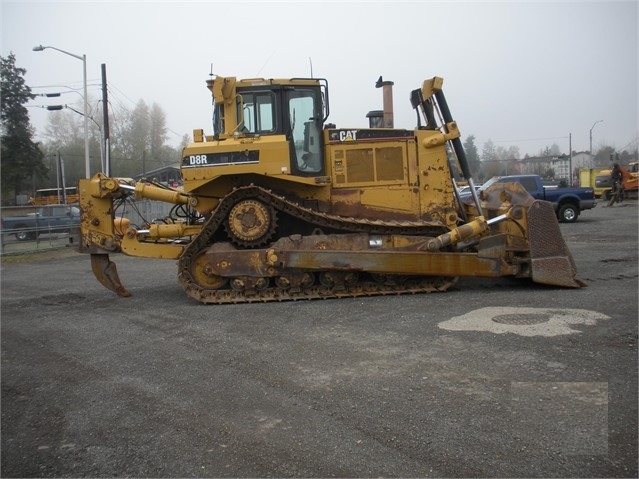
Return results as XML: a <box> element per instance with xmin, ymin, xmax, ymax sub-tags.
<box><xmin>608</xmin><ymin>163</ymin><xmax>624</xmax><ymax>205</ymax></box>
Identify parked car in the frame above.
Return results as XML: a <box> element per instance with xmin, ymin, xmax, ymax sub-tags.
<box><xmin>458</xmin><ymin>185</ymin><xmax>481</xmax><ymax>196</ymax></box>
<box><xmin>1</xmin><ymin>205</ymin><xmax>81</xmax><ymax>241</ymax></box>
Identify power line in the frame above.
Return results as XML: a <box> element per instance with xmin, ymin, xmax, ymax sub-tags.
<box><xmin>490</xmin><ymin>135</ymin><xmax>569</xmax><ymax>143</ymax></box>
<box><xmin>107</xmin><ymin>82</ymin><xmax>137</xmax><ymax>106</ymax></box>
<box><xmin>619</xmin><ymin>137</ymin><xmax>639</xmax><ymax>152</ymax></box>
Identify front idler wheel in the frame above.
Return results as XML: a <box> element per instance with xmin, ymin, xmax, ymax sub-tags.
<box><xmin>189</xmin><ymin>252</ymin><xmax>228</xmax><ymax>290</ymax></box>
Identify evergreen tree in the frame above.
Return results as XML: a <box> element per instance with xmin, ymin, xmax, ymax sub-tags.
<box><xmin>462</xmin><ymin>135</ymin><xmax>480</xmax><ymax>177</ymax></box>
<box><xmin>1</xmin><ymin>53</ymin><xmax>47</xmax><ymax>200</ymax></box>
<box><xmin>149</xmin><ymin>103</ymin><xmax>168</xmax><ymax>158</ymax></box>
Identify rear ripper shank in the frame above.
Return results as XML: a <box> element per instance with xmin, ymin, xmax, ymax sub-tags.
<box><xmin>76</xmin><ymin>75</ymin><xmax>585</xmax><ymax>304</ymax></box>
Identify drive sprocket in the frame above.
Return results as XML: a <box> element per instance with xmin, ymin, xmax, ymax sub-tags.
<box><xmin>225</xmin><ymin>198</ymin><xmax>277</xmax><ymax>248</ymax></box>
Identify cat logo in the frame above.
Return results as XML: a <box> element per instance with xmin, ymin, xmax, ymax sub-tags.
<box><xmin>339</xmin><ymin>130</ymin><xmax>357</xmax><ymax>141</ymax></box>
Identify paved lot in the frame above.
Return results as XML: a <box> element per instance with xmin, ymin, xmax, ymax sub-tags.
<box><xmin>1</xmin><ymin>201</ymin><xmax>637</xmax><ymax>477</ymax></box>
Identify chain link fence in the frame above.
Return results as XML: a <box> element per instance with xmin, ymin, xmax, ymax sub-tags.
<box><xmin>1</xmin><ymin>200</ymin><xmax>174</xmax><ymax>256</ymax></box>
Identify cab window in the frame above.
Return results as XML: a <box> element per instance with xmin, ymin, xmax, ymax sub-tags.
<box><xmin>238</xmin><ymin>92</ymin><xmax>276</xmax><ymax>134</ymax></box>
<box><xmin>519</xmin><ymin>177</ymin><xmax>537</xmax><ymax>192</ymax></box>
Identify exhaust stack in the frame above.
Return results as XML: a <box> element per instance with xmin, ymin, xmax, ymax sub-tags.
<box><xmin>375</xmin><ymin>76</ymin><xmax>394</xmax><ymax>128</ymax></box>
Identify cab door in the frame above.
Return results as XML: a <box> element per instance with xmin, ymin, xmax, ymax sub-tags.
<box><xmin>285</xmin><ymin>88</ymin><xmax>325</xmax><ymax>176</ymax></box>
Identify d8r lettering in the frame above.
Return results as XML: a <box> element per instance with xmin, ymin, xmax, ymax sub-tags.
<box><xmin>189</xmin><ymin>155</ymin><xmax>208</xmax><ymax>165</ymax></box>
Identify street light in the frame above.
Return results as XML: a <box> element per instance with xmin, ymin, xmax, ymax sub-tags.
<box><xmin>589</xmin><ymin>120</ymin><xmax>603</xmax><ymax>155</ymax></box>
<box><xmin>33</xmin><ymin>44</ymin><xmax>90</xmax><ymax>179</ymax></box>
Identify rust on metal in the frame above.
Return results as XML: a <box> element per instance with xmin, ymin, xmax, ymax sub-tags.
<box><xmin>526</xmin><ymin>200</ymin><xmax>585</xmax><ymax>288</ymax></box>
<box><xmin>90</xmin><ymin>254</ymin><xmax>131</xmax><ymax>297</ymax></box>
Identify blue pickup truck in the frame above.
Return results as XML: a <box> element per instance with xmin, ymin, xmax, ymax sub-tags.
<box><xmin>479</xmin><ymin>175</ymin><xmax>596</xmax><ymax>223</ymax></box>
<box><xmin>1</xmin><ymin>205</ymin><xmax>81</xmax><ymax>241</ymax></box>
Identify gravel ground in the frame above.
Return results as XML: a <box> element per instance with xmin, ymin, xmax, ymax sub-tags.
<box><xmin>1</xmin><ymin>200</ymin><xmax>637</xmax><ymax>478</ymax></box>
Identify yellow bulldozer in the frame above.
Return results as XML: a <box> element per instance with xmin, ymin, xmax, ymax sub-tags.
<box><xmin>76</xmin><ymin>74</ymin><xmax>584</xmax><ymax>304</ymax></box>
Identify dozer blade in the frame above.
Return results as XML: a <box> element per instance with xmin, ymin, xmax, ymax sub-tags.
<box><xmin>90</xmin><ymin>254</ymin><xmax>132</xmax><ymax>297</ymax></box>
<box><xmin>526</xmin><ymin>200</ymin><xmax>586</xmax><ymax>288</ymax></box>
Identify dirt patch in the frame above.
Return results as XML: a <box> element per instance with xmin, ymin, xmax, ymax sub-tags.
<box><xmin>0</xmin><ymin>248</ymin><xmax>81</xmax><ymax>264</ymax></box>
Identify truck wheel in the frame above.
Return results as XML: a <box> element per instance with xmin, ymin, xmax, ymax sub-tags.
<box><xmin>15</xmin><ymin>229</ymin><xmax>36</xmax><ymax>241</ymax></box>
<box><xmin>558</xmin><ymin>204</ymin><xmax>578</xmax><ymax>223</ymax></box>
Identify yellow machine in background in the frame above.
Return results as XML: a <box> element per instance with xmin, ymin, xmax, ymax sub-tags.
<box><xmin>77</xmin><ymin>74</ymin><xmax>584</xmax><ymax>304</ymax></box>
<box><xmin>586</xmin><ymin>162</ymin><xmax>639</xmax><ymax>201</ymax></box>
<box><xmin>579</xmin><ymin>168</ymin><xmax>611</xmax><ymax>198</ymax></box>
<box><xmin>622</xmin><ymin>162</ymin><xmax>639</xmax><ymax>198</ymax></box>
<box><xmin>32</xmin><ymin>187</ymin><xmax>79</xmax><ymax>205</ymax></box>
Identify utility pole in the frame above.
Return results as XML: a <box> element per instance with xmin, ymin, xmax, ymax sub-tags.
<box><xmin>54</xmin><ymin>151</ymin><xmax>68</xmax><ymax>204</ymax></box>
<box><xmin>55</xmin><ymin>151</ymin><xmax>61</xmax><ymax>201</ymax></box>
<box><xmin>589</xmin><ymin>120</ymin><xmax>603</xmax><ymax>155</ymax></box>
<box><xmin>101</xmin><ymin>64</ymin><xmax>111</xmax><ymax>176</ymax></box>
<box><xmin>569</xmin><ymin>133</ymin><xmax>572</xmax><ymax>185</ymax></box>
<box><xmin>60</xmin><ymin>153</ymin><xmax>67</xmax><ymax>203</ymax></box>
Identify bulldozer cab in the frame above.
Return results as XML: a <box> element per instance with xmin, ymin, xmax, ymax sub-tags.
<box><xmin>208</xmin><ymin>76</ymin><xmax>328</xmax><ymax>176</ymax></box>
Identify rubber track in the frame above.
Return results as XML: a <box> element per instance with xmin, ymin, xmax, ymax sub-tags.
<box><xmin>177</xmin><ymin>185</ymin><xmax>456</xmax><ymax>304</ymax></box>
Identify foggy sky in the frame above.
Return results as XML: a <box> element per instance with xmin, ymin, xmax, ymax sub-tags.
<box><xmin>2</xmin><ymin>0</ymin><xmax>637</xmax><ymax>158</ymax></box>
